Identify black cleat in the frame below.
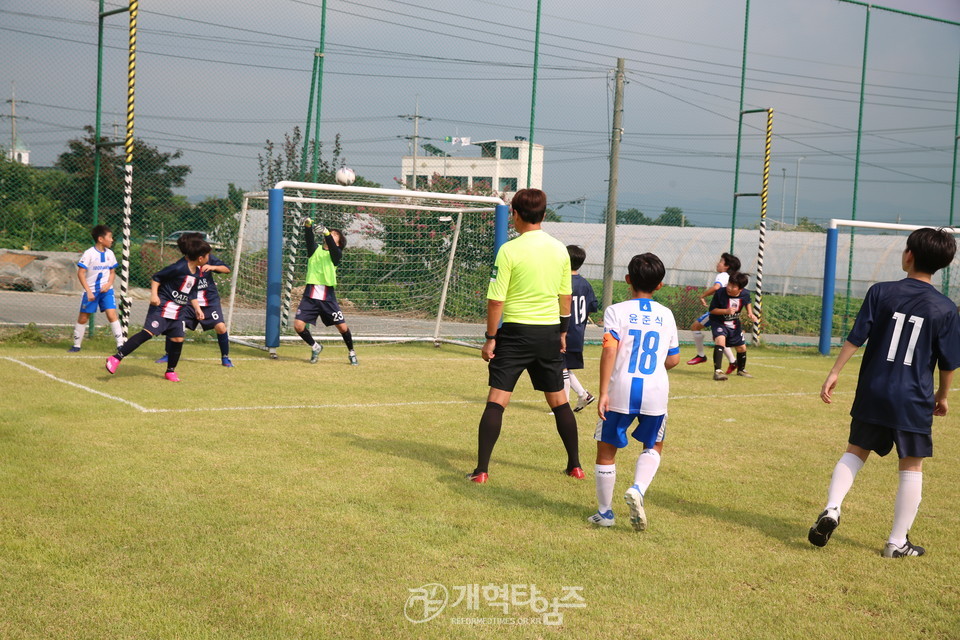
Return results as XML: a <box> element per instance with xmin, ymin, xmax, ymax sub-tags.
<box><xmin>808</xmin><ymin>507</ymin><xmax>840</xmax><ymax>547</ymax></box>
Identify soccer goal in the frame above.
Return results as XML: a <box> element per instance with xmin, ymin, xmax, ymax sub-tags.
<box><xmin>225</xmin><ymin>181</ymin><xmax>508</xmax><ymax>354</ymax></box>
<box><xmin>819</xmin><ymin>219</ymin><xmax>960</xmax><ymax>355</ymax></box>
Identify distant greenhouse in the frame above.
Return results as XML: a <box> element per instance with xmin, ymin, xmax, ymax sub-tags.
<box><xmin>541</xmin><ymin>223</ymin><xmax>958</xmax><ymax>299</ymax></box>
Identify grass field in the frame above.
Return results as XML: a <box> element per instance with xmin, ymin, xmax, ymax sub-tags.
<box><xmin>2</xmin><ymin>335</ymin><xmax>960</xmax><ymax>639</ymax></box>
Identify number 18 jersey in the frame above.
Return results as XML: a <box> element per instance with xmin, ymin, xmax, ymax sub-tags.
<box><xmin>603</xmin><ymin>297</ymin><xmax>680</xmax><ymax>416</ymax></box>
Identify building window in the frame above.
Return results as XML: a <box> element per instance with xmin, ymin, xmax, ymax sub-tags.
<box><xmin>499</xmin><ymin>146</ymin><xmax>519</xmax><ymax>160</ymax></box>
<box><xmin>499</xmin><ymin>177</ymin><xmax>518</xmax><ymax>192</ymax></box>
<box><xmin>473</xmin><ymin>177</ymin><xmax>492</xmax><ymax>191</ymax></box>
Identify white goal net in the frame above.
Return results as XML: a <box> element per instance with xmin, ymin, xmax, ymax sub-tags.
<box><xmin>225</xmin><ymin>182</ymin><xmax>507</xmax><ymax>351</ymax></box>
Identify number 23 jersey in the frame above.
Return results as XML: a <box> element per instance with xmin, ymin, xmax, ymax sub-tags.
<box><xmin>603</xmin><ymin>298</ymin><xmax>680</xmax><ymax>416</ymax></box>
<box><xmin>847</xmin><ymin>278</ymin><xmax>960</xmax><ymax>433</ymax></box>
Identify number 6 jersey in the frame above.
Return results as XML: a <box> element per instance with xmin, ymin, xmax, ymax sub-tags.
<box><xmin>603</xmin><ymin>297</ymin><xmax>680</xmax><ymax>416</ymax></box>
<box><xmin>847</xmin><ymin>278</ymin><xmax>960</xmax><ymax>433</ymax></box>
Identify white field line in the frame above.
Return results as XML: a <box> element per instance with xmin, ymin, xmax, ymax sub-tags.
<box><xmin>10</xmin><ymin>355</ymin><xmax>919</xmax><ymax>416</ymax></box>
<box><xmin>3</xmin><ymin>356</ymin><xmax>150</xmax><ymax>412</ymax></box>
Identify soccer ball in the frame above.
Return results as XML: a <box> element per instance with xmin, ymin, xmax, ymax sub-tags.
<box><xmin>335</xmin><ymin>167</ymin><xmax>356</xmax><ymax>186</ymax></box>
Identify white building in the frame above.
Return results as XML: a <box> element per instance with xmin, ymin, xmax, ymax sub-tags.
<box><xmin>400</xmin><ymin>139</ymin><xmax>543</xmax><ymax>198</ymax></box>
<box><xmin>6</xmin><ymin>136</ymin><xmax>30</xmax><ymax>165</ymax></box>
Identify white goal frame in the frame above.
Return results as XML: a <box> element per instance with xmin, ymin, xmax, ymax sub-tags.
<box><xmin>819</xmin><ymin>219</ymin><xmax>960</xmax><ymax>355</ymax></box>
<box><xmin>226</xmin><ymin>181</ymin><xmax>508</xmax><ymax>356</ymax></box>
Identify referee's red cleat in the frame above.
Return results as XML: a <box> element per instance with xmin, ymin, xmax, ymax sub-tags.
<box><xmin>466</xmin><ymin>472</ymin><xmax>488</xmax><ymax>484</ymax></box>
<box><xmin>566</xmin><ymin>467</ymin><xmax>586</xmax><ymax>479</ymax></box>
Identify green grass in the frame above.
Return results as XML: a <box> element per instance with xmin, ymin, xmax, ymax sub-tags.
<box><xmin>2</xmin><ymin>338</ymin><xmax>959</xmax><ymax>638</ymax></box>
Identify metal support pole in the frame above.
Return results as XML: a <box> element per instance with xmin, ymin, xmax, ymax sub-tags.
<box><xmin>751</xmin><ymin>108</ymin><xmax>773</xmax><ymax>346</ymax></box>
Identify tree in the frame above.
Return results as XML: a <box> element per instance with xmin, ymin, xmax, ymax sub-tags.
<box><xmin>543</xmin><ymin>207</ymin><xmax>563</xmax><ymax>223</ymax></box>
<box><xmin>53</xmin><ymin>126</ymin><xmax>191</xmax><ymax>231</ymax></box>
<box><xmin>617</xmin><ymin>208</ymin><xmax>652</xmax><ymax>225</ymax></box>
<box><xmin>652</xmin><ymin>206</ymin><xmax>691</xmax><ymax>227</ymax></box>
<box><xmin>0</xmin><ymin>157</ymin><xmax>86</xmax><ymax>250</ymax></box>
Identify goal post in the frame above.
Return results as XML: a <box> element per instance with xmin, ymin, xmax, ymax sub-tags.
<box><xmin>226</xmin><ymin>181</ymin><xmax>508</xmax><ymax>354</ymax></box>
<box><xmin>819</xmin><ymin>219</ymin><xmax>960</xmax><ymax>355</ymax></box>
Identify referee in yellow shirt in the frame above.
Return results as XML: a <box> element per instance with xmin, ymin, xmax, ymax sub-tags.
<box><xmin>467</xmin><ymin>188</ymin><xmax>583</xmax><ymax>483</ymax></box>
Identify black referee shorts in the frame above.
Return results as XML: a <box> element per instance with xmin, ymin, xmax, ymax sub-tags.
<box><xmin>488</xmin><ymin>322</ymin><xmax>564</xmax><ymax>393</ymax></box>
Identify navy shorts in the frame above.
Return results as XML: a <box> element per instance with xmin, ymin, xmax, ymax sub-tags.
<box><xmin>563</xmin><ymin>350</ymin><xmax>584</xmax><ymax>370</ymax></box>
<box><xmin>849</xmin><ymin>418</ymin><xmax>933</xmax><ymax>458</ymax></box>
<box><xmin>142</xmin><ymin>305</ymin><xmax>188</xmax><ymax>338</ymax></box>
<box><xmin>710</xmin><ymin>319</ymin><xmax>745</xmax><ymax>347</ymax></box>
<box><xmin>79</xmin><ymin>289</ymin><xmax>116</xmax><ymax>314</ymax></box>
<box><xmin>184</xmin><ymin>304</ymin><xmax>226</xmax><ymax>331</ymax></box>
<box><xmin>488</xmin><ymin>322</ymin><xmax>564</xmax><ymax>393</ymax></box>
<box><xmin>296</xmin><ymin>295</ymin><xmax>346</xmax><ymax>327</ymax></box>
<box><xmin>595</xmin><ymin>412</ymin><xmax>666</xmax><ymax>449</ymax></box>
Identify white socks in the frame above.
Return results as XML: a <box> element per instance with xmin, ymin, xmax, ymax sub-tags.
<box><xmin>72</xmin><ymin>322</ymin><xmax>86</xmax><ymax>348</ymax></box>
<box><xmin>563</xmin><ymin>369</ymin><xmax>571</xmax><ymax>400</ymax></box>
<box><xmin>889</xmin><ymin>470</ymin><xmax>923</xmax><ymax>546</ymax></box>
<box><xmin>633</xmin><ymin>448</ymin><xmax>661</xmax><ymax>495</ymax></box>
<box><xmin>569</xmin><ymin>372</ymin><xmax>587</xmax><ymax>398</ymax></box>
<box><xmin>825</xmin><ymin>452</ymin><xmax>864</xmax><ymax>510</ymax></box>
<box><xmin>110</xmin><ymin>320</ymin><xmax>124</xmax><ymax>347</ymax></box>
<box><xmin>724</xmin><ymin>347</ymin><xmax>736</xmax><ymax>364</ymax></box>
<box><xmin>595</xmin><ymin>464</ymin><xmax>616</xmax><ymax>513</ymax></box>
<box><xmin>693</xmin><ymin>331</ymin><xmax>705</xmax><ymax>357</ymax></box>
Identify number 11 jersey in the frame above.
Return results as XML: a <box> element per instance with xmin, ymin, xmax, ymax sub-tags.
<box><xmin>603</xmin><ymin>297</ymin><xmax>680</xmax><ymax>416</ymax></box>
<box><xmin>847</xmin><ymin>277</ymin><xmax>960</xmax><ymax>433</ymax></box>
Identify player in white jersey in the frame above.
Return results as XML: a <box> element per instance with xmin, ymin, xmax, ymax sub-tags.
<box><xmin>69</xmin><ymin>225</ymin><xmax>125</xmax><ymax>352</ymax></box>
<box><xmin>588</xmin><ymin>253</ymin><xmax>681</xmax><ymax>532</ymax></box>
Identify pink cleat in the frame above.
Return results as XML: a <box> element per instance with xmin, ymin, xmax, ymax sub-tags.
<box><xmin>164</xmin><ymin>371</ymin><xmax>182</xmax><ymax>382</ymax></box>
<box><xmin>105</xmin><ymin>356</ymin><xmax>120</xmax><ymax>374</ymax></box>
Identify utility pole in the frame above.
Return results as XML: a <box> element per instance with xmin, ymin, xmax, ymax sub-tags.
<box><xmin>400</xmin><ymin>97</ymin><xmax>428</xmax><ymax>189</ymax></box>
<box><xmin>779</xmin><ymin>167</ymin><xmax>786</xmax><ymax>227</ymax></box>
<box><xmin>601</xmin><ymin>58</ymin><xmax>625</xmax><ymax>310</ymax></box>
<box><xmin>7</xmin><ymin>82</ymin><xmax>16</xmax><ymax>161</ymax></box>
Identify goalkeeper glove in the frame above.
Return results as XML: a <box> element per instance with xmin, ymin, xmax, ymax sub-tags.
<box><xmin>303</xmin><ymin>217</ymin><xmax>313</xmax><ymax>227</ymax></box>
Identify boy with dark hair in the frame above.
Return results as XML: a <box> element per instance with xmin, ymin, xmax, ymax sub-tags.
<box><xmin>105</xmin><ymin>235</ymin><xmax>210</xmax><ymax>382</ymax></box>
<box><xmin>156</xmin><ymin>232</ymin><xmax>235</xmax><ymax>367</ymax></box>
<box><xmin>468</xmin><ymin>188</ymin><xmax>582</xmax><ymax>483</ymax></box>
<box><xmin>588</xmin><ymin>253</ymin><xmax>680</xmax><ymax>530</ymax></box>
<box><xmin>708</xmin><ymin>271</ymin><xmax>759</xmax><ymax>381</ymax></box>
<box><xmin>809</xmin><ymin>227</ymin><xmax>960</xmax><ymax>558</ymax></box>
<box><xmin>687</xmin><ymin>252</ymin><xmax>739</xmax><ymax>370</ymax></box>
<box><xmin>293</xmin><ymin>219</ymin><xmax>358</xmax><ymax>365</ymax></box>
<box><xmin>565</xmin><ymin>244</ymin><xmax>599</xmax><ymax>412</ymax></box>
<box><xmin>69</xmin><ymin>225</ymin><xmax>125</xmax><ymax>352</ymax></box>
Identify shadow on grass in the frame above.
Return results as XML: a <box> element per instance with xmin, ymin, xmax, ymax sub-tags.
<box><xmin>332</xmin><ymin>432</ymin><xmax>589</xmax><ymax>520</ymax></box>
<box><xmin>652</xmin><ymin>488</ymin><xmax>876</xmax><ymax>552</ymax></box>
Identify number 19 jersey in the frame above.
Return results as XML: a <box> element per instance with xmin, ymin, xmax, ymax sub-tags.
<box><xmin>603</xmin><ymin>297</ymin><xmax>680</xmax><ymax>416</ymax></box>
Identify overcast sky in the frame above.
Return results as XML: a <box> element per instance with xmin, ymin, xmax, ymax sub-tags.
<box><xmin>3</xmin><ymin>0</ymin><xmax>959</xmax><ymax>230</ymax></box>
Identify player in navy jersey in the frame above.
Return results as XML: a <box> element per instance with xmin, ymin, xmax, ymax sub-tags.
<box><xmin>809</xmin><ymin>227</ymin><xmax>960</xmax><ymax>558</ymax></box>
<box><xmin>105</xmin><ymin>235</ymin><xmax>210</xmax><ymax>382</ymax></box>
<box><xmin>707</xmin><ymin>271</ymin><xmax>759</xmax><ymax>380</ymax></box>
<box><xmin>156</xmin><ymin>233</ymin><xmax>234</xmax><ymax>367</ymax></box>
<box><xmin>588</xmin><ymin>253</ymin><xmax>680</xmax><ymax>531</ymax></box>
<box><xmin>565</xmin><ymin>245</ymin><xmax>599</xmax><ymax>412</ymax></box>
<box><xmin>687</xmin><ymin>253</ymin><xmax>739</xmax><ymax>371</ymax></box>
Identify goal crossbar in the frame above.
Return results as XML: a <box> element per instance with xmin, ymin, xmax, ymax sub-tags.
<box><xmin>819</xmin><ymin>219</ymin><xmax>960</xmax><ymax>355</ymax></box>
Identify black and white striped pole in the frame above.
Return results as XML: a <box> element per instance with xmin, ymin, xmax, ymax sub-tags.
<box><xmin>118</xmin><ymin>0</ymin><xmax>138</xmax><ymax>338</ymax></box>
<box><xmin>734</xmin><ymin>107</ymin><xmax>773</xmax><ymax>346</ymax></box>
